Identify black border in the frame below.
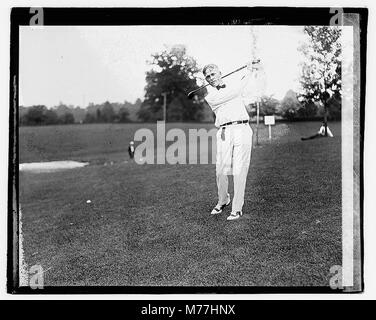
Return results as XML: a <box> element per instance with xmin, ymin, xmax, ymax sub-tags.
<box><xmin>0</xmin><ymin>300</ymin><xmax>370</xmax><ymax>318</ymax></box>
<box><xmin>8</xmin><ymin>6</ymin><xmax>368</xmax><ymax>294</ymax></box>
<box><xmin>359</xmin><ymin>7</ymin><xmax>367</xmax><ymax>298</ymax></box>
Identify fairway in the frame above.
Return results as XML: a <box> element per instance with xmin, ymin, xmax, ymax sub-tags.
<box><xmin>19</xmin><ymin>121</ymin><xmax>342</xmax><ymax>287</ymax></box>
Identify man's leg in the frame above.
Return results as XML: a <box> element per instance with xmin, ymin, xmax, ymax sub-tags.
<box><xmin>231</xmin><ymin>125</ymin><xmax>253</xmax><ymax>212</ymax></box>
<box><xmin>216</xmin><ymin>128</ymin><xmax>233</xmax><ymax>205</ymax></box>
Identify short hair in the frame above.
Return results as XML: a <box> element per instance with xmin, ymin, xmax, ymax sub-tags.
<box><xmin>202</xmin><ymin>64</ymin><xmax>219</xmax><ymax>75</ymax></box>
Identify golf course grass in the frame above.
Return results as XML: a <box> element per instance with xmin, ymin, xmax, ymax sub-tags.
<box><xmin>19</xmin><ymin>121</ymin><xmax>342</xmax><ymax>287</ymax></box>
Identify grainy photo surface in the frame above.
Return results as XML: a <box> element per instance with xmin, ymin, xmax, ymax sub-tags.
<box><xmin>8</xmin><ymin>7</ymin><xmax>366</xmax><ymax>293</ymax></box>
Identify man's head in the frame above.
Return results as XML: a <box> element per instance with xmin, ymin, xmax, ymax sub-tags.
<box><xmin>203</xmin><ymin>64</ymin><xmax>223</xmax><ymax>88</ymax></box>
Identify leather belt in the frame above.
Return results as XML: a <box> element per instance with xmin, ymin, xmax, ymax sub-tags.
<box><xmin>220</xmin><ymin>120</ymin><xmax>249</xmax><ymax>127</ymax></box>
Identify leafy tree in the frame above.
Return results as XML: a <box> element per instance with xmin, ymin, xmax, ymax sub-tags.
<box><xmin>166</xmin><ymin>95</ymin><xmax>185</xmax><ymax>121</ymax></box>
<box><xmin>84</xmin><ymin>101</ymin><xmax>136</xmax><ymax>123</ymax></box>
<box><xmin>279</xmin><ymin>90</ymin><xmax>301</xmax><ymax>120</ymax></box>
<box><xmin>19</xmin><ymin>106</ymin><xmax>28</xmax><ymax>119</ymax></box>
<box><xmin>126</xmin><ymin>98</ymin><xmax>142</xmax><ymax>122</ymax></box>
<box><xmin>72</xmin><ymin>106</ymin><xmax>86</xmax><ymax>123</ymax></box>
<box><xmin>45</xmin><ymin>109</ymin><xmax>59</xmax><ymax>125</ymax></box>
<box><xmin>84</xmin><ymin>112</ymin><xmax>96</xmax><ymax>124</ymax></box>
<box><xmin>317</xmin><ymin>91</ymin><xmax>341</xmax><ymax>120</ymax></box>
<box><xmin>53</xmin><ymin>102</ymin><xmax>85</xmax><ymax>123</ymax></box>
<box><xmin>259</xmin><ymin>95</ymin><xmax>279</xmax><ymax>116</ymax></box>
<box><xmin>139</xmin><ymin>45</ymin><xmax>205</xmax><ymax>122</ymax></box>
<box><xmin>24</xmin><ymin>105</ymin><xmax>47</xmax><ymax>125</ymax></box>
<box><xmin>20</xmin><ymin>105</ymin><xmax>61</xmax><ymax>126</ymax></box>
<box><xmin>54</xmin><ymin>102</ymin><xmax>71</xmax><ymax>117</ymax></box>
<box><xmin>101</xmin><ymin>101</ymin><xmax>115</xmax><ymax>123</ymax></box>
<box><xmin>118</xmin><ymin>107</ymin><xmax>130</xmax><ymax>123</ymax></box>
<box><xmin>96</xmin><ymin>109</ymin><xmax>102</xmax><ymax>122</ymax></box>
<box><xmin>298</xmin><ymin>26</ymin><xmax>342</xmax><ymax>132</ymax></box>
<box><xmin>137</xmin><ymin>103</ymin><xmax>154</xmax><ymax>122</ymax></box>
<box><xmin>297</xmin><ymin>102</ymin><xmax>319</xmax><ymax>119</ymax></box>
<box><xmin>60</xmin><ymin>112</ymin><xmax>75</xmax><ymax>124</ymax></box>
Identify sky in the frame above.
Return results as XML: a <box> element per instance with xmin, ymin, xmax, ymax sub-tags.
<box><xmin>20</xmin><ymin>25</ymin><xmax>307</xmax><ymax>108</ymax></box>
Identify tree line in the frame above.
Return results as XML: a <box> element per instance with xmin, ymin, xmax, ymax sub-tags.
<box><xmin>20</xmin><ymin>26</ymin><xmax>342</xmax><ymax>126</ymax></box>
<box><xmin>20</xmin><ymin>100</ymin><xmax>142</xmax><ymax>126</ymax></box>
<box><xmin>252</xmin><ymin>89</ymin><xmax>341</xmax><ymax>121</ymax></box>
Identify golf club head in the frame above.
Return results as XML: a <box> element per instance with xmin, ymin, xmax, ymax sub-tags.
<box><xmin>187</xmin><ymin>91</ymin><xmax>196</xmax><ymax>99</ymax></box>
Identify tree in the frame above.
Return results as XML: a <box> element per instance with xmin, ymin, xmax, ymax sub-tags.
<box><xmin>53</xmin><ymin>102</ymin><xmax>86</xmax><ymax>123</ymax></box>
<box><xmin>259</xmin><ymin>95</ymin><xmax>279</xmax><ymax>116</ymax></box>
<box><xmin>19</xmin><ymin>105</ymin><xmax>61</xmax><ymax>126</ymax></box>
<box><xmin>101</xmin><ymin>101</ymin><xmax>115</xmax><ymax>122</ymax></box>
<box><xmin>279</xmin><ymin>90</ymin><xmax>301</xmax><ymax>121</ymax></box>
<box><xmin>54</xmin><ymin>102</ymin><xmax>71</xmax><ymax>117</ymax></box>
<box><xmin>320</xmin><ymin>91</ymin><xmax>341</xmax><ymax>120</ymax></box>
<box><xmin>60</xmin><ymin>112</ymin><xmax>75</xmax><ymax>124</ymax></box>
<box><xmin>328</xmin><ymin>92</ymin><xmax>341</xmax><ymax>120</ymax></box>
<box><xmin>84</xmin><ymin>112</ymin><xmax>96</xmax><ymax>124</ymax></box>
<box><xmin>21</xmin><ymin>105</ymin><xmax>47</xmax><ymax>125</ymax></box>
<box><xmin>139</xmin><ymin>45</ymin><xmax>206</xmax><ymax>122</ymax></box>
<box><xmin>25</xmin><ymin>105</ymin><xmax>47</xmax><ymax>125</ymax></box>
<box><xmin>166</xmin><ymin>95</ymin><xmax>185</xmax><ymax>121</ymax></box>
<box><xmin>127</xmin><ymin>98</ymin><xmax>142</xmax><ymax>122</ymax></box>
<box><xmin>45</xmin><ymin>109</ymin><xmax>59</xmax><ymax>125</ymax></box>
<box><xmin>298</xmin><ymin>26</ymin><xmax>342</xmax><ymax>133</ymax></box>
<box><xmin>118</xmin><ymin>107</ymin><xmax>130</xmax><ymax>123</ymax></box>
<box><xmin>19</xmin><ymin>106</ymin><xmax>28</xmax><ymax>119</ymax></box>
<box><xmin>297</xmin><ymin>102</ymin><xmax>319</xmax><ymax>119</ymax></box>
<box><xmin>96</xmin><ymin>109</ymin><xmax>102</xmax><ymax>122</ymax></box>
<box><xmin>137</xmin><ymin>103</ymin><xmax>154</xmax><ymax>122</ymax></box>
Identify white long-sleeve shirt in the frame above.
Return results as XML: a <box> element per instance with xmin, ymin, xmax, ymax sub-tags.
<box><xmin>204</xmin><ymin>71</ymin><xmax>253</xmax><ymax>128</ymax></box>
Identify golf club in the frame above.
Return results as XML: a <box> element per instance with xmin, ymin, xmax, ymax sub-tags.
<box><xmin>187</xmin><ymin>59</ymin><xmax>261</xmax><ymax>99</ymax></box>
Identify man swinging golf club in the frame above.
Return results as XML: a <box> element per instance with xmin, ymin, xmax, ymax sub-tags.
<box><xmin>202</xmin><ymin>60</ymin><xmax>260</xmax><ymax>221</ymax></box>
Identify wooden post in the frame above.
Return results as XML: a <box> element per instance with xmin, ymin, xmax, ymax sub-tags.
<box><xmin>162</xmin><ymin>92</ymin><xmax>167</xmax><ymax>122</ymax></box>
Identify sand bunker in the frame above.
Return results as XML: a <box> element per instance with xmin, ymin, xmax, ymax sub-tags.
<box><xmin>20</xmin><ymin>161</ymin><xmax>89</xmax><ymax>173</ymax></box>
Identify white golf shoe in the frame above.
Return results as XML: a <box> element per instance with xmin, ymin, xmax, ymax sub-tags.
<box><xmin>226</xmin><ymin>211</ymin><xmax>243</xmax><ymax>221</ymax></box>
<box><xmin>211</xmin><ymin>194</ymin><xmax>231</xmax><ymax>215</ymax></box>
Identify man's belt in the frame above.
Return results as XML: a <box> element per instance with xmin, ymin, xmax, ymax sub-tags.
<box><xmin>220</xmin><ymin>120</ymin><xmax>249</xmax><ymax>127</ymax></box>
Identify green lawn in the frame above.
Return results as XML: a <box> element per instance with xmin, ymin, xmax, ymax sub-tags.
<box><xmin>19</xmin><ymin>121</ymin><xmax>342</xmax><ymax>287</ymax></box>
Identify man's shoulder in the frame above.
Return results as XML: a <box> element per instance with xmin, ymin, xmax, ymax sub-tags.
<box><xmin>204</xmin><ymin>87</ymin><xmax>216</xmax><ymax>99</ymax></box>
<box><xmin>206</xmin><ymin>86</ymin><xmax>216</xmax><ymax>94</ymax></box>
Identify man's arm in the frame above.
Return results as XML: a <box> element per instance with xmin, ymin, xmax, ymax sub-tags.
<box><xmin>205</xmin><ymin>71</ymin><xmax>253</xmax><ymax>110</ymax></box>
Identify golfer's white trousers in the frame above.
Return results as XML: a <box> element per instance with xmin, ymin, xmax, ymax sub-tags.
<box><xmin>216</xmin><ymin>123</ymin><xmax>253</xmax><ymax>212</ymax></box>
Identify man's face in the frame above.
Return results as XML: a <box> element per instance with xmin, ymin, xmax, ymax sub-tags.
<box><xmin>204</xmin><ymin>66</ymin><xmax>222</xmax><ymax>87</ymax></box>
